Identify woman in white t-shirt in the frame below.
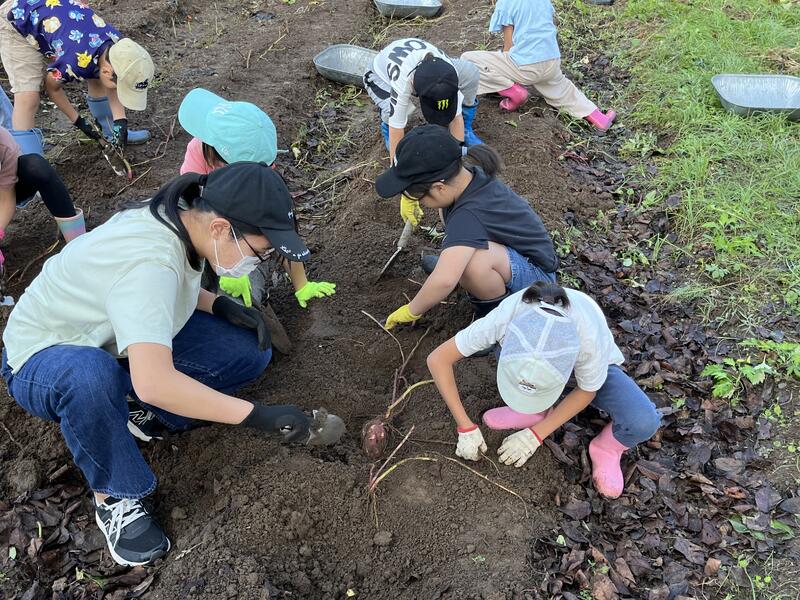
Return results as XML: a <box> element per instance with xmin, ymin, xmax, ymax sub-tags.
<box><xmin>1</xmin><ymin>162</ymin><xmax>344</xmax><ymax>567</ymax></box>
<box><xmin>426</xmin><ymin>280</ymin><xmax>660</xmax><ymax>499</ymax></box>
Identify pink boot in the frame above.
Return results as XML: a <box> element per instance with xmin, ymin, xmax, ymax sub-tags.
<box><xmin>588</xmin><ymin>422</ymin><xmax>628</xmax><ymax>498</ymax></box>
<box><xmin>482</xmin><ymin>406</ymin><xmax>551</xmax><ymax>430</ymax></box>
<box><xmin>0</xmin><ymin>228</ymin><xmax>5</xmax><ymax>268</ymax></box>
<box><xmin>585</xmin><ymin>109</ymin><xmax>616</xmax><ymax>131</ymax></box>
<box><xmin>498</xmin><ymin>83</ymin><xmax>529</xmax><ymax>111</ymax></box>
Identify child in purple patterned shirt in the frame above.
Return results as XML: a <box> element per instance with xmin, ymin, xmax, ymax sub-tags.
<box><xmin>0</xmin><ymin>0</ymin><xmax>154</xmax><ymax>153</ymax></box>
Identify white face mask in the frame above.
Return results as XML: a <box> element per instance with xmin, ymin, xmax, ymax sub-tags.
<box><xmin>213</xmin><ymin>229</ymin><xmax>260</xmax><ymax>278</ymax></box>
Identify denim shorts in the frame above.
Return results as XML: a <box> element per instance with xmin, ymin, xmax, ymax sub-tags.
<box><xmin>506</xmin><ymin>246</ymin><xmax>556</xmax><ymax>294</ymax></box>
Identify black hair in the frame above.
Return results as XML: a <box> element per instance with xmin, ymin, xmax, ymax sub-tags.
<box><xmin>522</xmin><ymin>280</ymin><xmax>570</xmax><ymax>308</ymax></box>
<box><xmin>405</xmin><ymin>143</ymin><xmax>505</xmax><ymax>198</ymax></box>
<box><xmin>120</xmin><ymin>172</ymin><xmax>261</xmax><ymax>271</ymax></box>
<box><xmin>202</xmin><ymin>143</ymin><xmax>227</xmax><ymax>169</ymax></box>
<box><xmin>460</xmin><ymin>143</ymin><xmax>504</xmax><ymax>179</ymax></box>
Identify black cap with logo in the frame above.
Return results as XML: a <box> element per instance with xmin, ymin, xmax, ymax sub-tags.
<box><xmin>201</xmin><ymin>162</ymin><xmax>310</xmax><ymax>262</ymax></box>
<box><xmin>413</xmin><ymin>56</ymin><xmax>459</xmax><ymax>127</ymax></box>
<box><xmin>376</xmin><ymin>125</ymin><xmax>464</xmax><ymax>198</ymax></box>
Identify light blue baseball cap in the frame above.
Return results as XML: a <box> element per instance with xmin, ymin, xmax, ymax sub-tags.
<box><xmin>178</xmin><ymin>88</ymin><xmax>277</xmax><ymax>165</ymax></box>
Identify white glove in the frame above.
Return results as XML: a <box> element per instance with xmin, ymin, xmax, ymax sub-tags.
<box><xmin>456</xmin><ymin>426</ymin><xmax>487</xmax><ymax>461</ymax></box>
<box><xmin>498</xmin><ymin>428</ymin><xmax>542</xmax><ymax>467</ymax></box>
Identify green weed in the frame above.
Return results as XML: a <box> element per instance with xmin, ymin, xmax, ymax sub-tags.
<box><xmin>580</xmin><ymin>0</ymin><xmax>800</xmax><ymax>323</ymax></box>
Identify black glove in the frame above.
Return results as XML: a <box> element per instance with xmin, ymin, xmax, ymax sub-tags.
<box><xmin>73</xmin><ymin>115</ymin><xmax>102</xmax><ymax>141</ymax></box>
<box><xmin>111</xmin><ymin>118</ymin><xmax>128</xmax><ymax>149</ymax></box>
<box><xmin>212</xmin><ymin>295</ymin><xmax>270</xmax><ymax>350</ymax></box>
<box><xmin>240</xmin><ymin>403</ymin><xmax>310</xmax><ymax>442</ymax></box>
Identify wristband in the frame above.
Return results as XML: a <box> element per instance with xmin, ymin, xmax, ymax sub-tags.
<box><xmin>529</xmin><ymin>427</ymin><xmax>543</xmax><ymax>443</ymax></box>
<box><xmin>457</xmin><ymin>423</ymin><xmax>478</xmax><ymax>433</ymax></box>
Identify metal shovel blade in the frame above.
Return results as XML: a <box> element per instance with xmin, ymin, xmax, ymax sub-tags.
<box><xmin>376</xmin><ymin>220</ymin><xmax>414</xmax><ymax>282</ymax></box>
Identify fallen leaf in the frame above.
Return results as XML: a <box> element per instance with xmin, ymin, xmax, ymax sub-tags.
<box><xmin>673</xmin><ymin>538</ymin><xmax>706</xmax><ymax>565</ymax></box>
<box><xmin>591</xmin><ymin>573</ymin><xmax>619</xmax><ymax>600</ymax></box>
<box><xmin>559</xmin><ymin>498</ymin><xmax>591</xmax><ymax>521</ymax></box>
<box><xmin>704</xmin><ymin>557</ymin><xmax>721</xmax><ymax>577</ymax></box>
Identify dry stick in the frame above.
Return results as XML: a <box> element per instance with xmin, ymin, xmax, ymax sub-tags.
<box><xmin>309</xmin><ymin>161</ymin><xmax>372</xmax><ymax>192</ymax></box>
<box><xmin>368</xmin><ymin>425</ymin><xmax>415</xmax><ymax>493</ymax></box>
<box><xmin>384</xmin><ymin>379</ymin><xmax>433</xmax><ymax>421</ymax></box>
<box><xmin>114</xmin><ymin>167</ymin><xmax>152</xmax><ymax>198</ymax></box>
<box><xmin>361</xmin><ymin>309</ymin><xmax>404</xmax><ymax>364</ymax></box>
<box><xmin>258</xmin><ymin>32</ymin><xmax>287</xmax><ymax>60</ymax></box>
<box><xmin>396</xmin><ymin>327</ymin><xmax>430</xmax><ymax>381</ymax></box>
<box><xmin>370</xmin><ymin>456</ymin><xmax>438</xmax><ymax>491</ymax></box>
<box><xmin>0</xmin><ymin>420</ymin><xmax>24</xmax><ymax>454</ymax></box>
<box><xmin>9</xmin><ymin>238</ymin><xmax>60</xmax><ymax>283</ymax></box>
<box><xmin>435</xmin><ymin>453</ymin><xmax>529</xmax><ymax>518</ymax></box>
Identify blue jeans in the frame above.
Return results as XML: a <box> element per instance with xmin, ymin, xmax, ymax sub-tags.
<box><xmin>506</xmin><ymin>246</ymin><xmax>556</xmax><ymax>294</ymax></box>
<box><xmin>585</xmin><ymin>364</ymin><xmax>660</xmax><ymax>447</ymax></box>
<box><xmin>1</xmin><ymin>311</ymin><xmax>271</xmax><ymax>499</ymax></box>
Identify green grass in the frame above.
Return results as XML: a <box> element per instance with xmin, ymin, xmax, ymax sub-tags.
<box><xmin>567</xmin><ymin>0</ymin><xmax>800</xmax><ymax>324</ymax></box>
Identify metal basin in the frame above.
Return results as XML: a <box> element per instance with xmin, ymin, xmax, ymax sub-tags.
<box><xmin>374</xmin><ymin>0</ymin><xmax>442</xmax><ymax>19</ymax></box>
<box><xmin>313</xmin><ymin>44</ymin><xmax>377</xmax><ymax>88</ymax></box>
<box><xmin>711</xmin><ymin>74</ymin><xmax>800</xmax><ymax>121</ymax></box>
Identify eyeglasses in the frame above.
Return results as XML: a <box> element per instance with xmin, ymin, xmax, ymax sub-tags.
<box><xmin>404</xmin><ymin>179</ymin><xmax>443</xmax><ymax>201</ymax></box>
<box><xmin>237</xmin><ymin>231</ymin><xmax>274</xmax><ymax>264</ymax></box>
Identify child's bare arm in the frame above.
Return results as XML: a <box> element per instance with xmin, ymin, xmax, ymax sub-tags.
<box><xmin>44</xmin><ymin>75</ymin><xmax>78</xmax><ymax>123</ymax></box>
<box><xmin>533</xmin><ymin>388</ymin><xmax>595</xmax><ymax>439</ymax></box>
<box><xmin>283</xmin><ymin>259</ymin><xmax>308</xmax><ymax>292</ymax></box>
<box><xmin>502</xmin><ymin>25</ymin><xmax>514</xmax><ymax>53</ymax></box>
<box><xmin>427</xmin><ymin>338</ymin><xmax>472</xmax><ymax>428</ymax></box>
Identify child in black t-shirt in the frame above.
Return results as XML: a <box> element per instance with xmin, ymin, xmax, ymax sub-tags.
<box><xmin>375</xmin><ymin>124</ymin><xmax>557</xmax><ymax>330</ymax></box>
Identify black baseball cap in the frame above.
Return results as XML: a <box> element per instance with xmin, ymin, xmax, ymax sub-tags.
<box><xmin>201</xmin><ymin>162</ymin><xmax>310</xmax><ymax>262</ymax></box>
<box><xmin>413</xmin><ymin>56</ymin><xmax>459</xmax><ymax>127</ymax></box>
<box><xmin>376</xmin><ymin>125</ymin><xmax>464</xmax><ymax>198</ymax></box>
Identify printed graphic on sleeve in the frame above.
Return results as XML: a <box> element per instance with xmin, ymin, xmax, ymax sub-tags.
<box><xmin>8</xmin><ymin>0</ymin><xmax>122</xmax><ymax>83</ymax></box>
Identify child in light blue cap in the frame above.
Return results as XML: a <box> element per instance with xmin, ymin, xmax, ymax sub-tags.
<box><xmin>461</xmin><ymin>0</ymin><xmax>616</xmax><ymax>130</ymax></box>
<box><xmin>177</xmin><ymin>88</ymin><xmax>335</xmax><ymax>311</ymax></box>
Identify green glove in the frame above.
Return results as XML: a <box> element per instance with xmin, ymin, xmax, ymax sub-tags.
<box><xmin>295</xmin><ymin>280</ymin><xmax>336</xmax><ymax>308</ymax></box>
<box><xmin>219</xmin><ymin>274</ymin><xmax>253</xmax><ymax>307</ymax></box>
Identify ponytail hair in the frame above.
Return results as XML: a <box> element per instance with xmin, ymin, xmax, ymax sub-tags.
<box><xmin>522</xmin><ymin>280</ymin><xmax>570</xmax><ymax>308</ymax></box>
<box><xmin>120</xmin><ymin>173</ymin><xmax>206</xmax><ymax>269</ymax></box>
<box><xmin>462</xmin><ymin>143</ymin><xmax>504</xmax><ymax>178</ymax></box>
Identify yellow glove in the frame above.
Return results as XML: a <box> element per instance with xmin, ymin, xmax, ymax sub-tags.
<box><xmin>399</xmin><ymin>194</ymin><xmax>424</xmax><ymax>227</ymax></box>
<box><xmin>385</xmin><ymin>304</ymin><xmax>421</xmax><ymax>330</ymax></box>
<box><xmin>219</xmin><ymin>274</ymin><xmax>253</xmax><ymax>307</ymax></box>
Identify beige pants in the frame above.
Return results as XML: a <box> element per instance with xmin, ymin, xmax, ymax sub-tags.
<box><xmin>460</xmin><ymin>50</ymin><xmax>596</xmax><ymax>118</ymax></box>
<box><xmin>0</xmin><ymin>0</ymin><xmax>46</xmax><ymax>93</ymax></box>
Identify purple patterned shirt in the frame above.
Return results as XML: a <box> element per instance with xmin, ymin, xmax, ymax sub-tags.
<box><xmin>7</xmin><ymin>0</ymin><xmax>121</xmax><ymax>83</ymax></box>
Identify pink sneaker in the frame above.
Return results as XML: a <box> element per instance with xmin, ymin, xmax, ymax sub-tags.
<box><xmin>498</xmin><ymin>83</ymin><xmax>529</xmax><ymax>111</ymax></box>
<box><xmin>585</xmin><ymin>109</ymin><xmax>616</xmax><ymax>131</ymax></box>
<box><xmin>482</xmin><ymin>406</ymin><xmax>550</xmax><ymax>431</ymax></box>
<box><xmin>588</xmin><ymin>422</ymin><xmax>628</xmax><ymax>498</ymax></box>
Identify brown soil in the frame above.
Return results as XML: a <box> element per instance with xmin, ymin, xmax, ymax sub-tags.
<box><xmin>9</xmin><ymin>1</ymin><xmax>774</xmax><ymax>599</ymax></box>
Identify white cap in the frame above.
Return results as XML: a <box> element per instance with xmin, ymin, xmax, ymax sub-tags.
<box><xmin>108</xmin><ymin>38</ymin><xmax>154</xmax><ymax>111</ymax></box>
<box><xmin>496</xmin><ymin>303</ymin><xmax>580</xmax><ymax>413</ymax></box>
